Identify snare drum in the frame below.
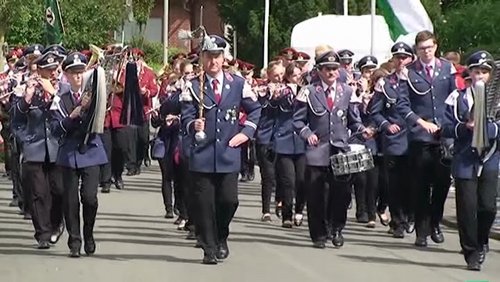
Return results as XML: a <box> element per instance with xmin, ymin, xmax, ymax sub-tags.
<box><xmin>330</xmin><ymin>144</ymin><xmax>374</xmax><ymax>176</ymax></box>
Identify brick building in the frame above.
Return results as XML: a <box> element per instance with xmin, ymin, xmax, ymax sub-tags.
<box><xmin>122</xmin><ymin>0</ymin><xmax>224</xmax><ymax>51</ymax></box>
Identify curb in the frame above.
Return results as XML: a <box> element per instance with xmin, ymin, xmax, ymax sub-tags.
<box><xmin>442</xmin><ymin>216</ymin><xmax>500</xmax><ymax>241</ymax></box>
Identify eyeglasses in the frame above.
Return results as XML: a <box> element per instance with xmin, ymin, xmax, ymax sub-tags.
<box><xmin>417</xmin><ymin>44</ymin><xmax>435</xmax><ymax>51</ymax></box>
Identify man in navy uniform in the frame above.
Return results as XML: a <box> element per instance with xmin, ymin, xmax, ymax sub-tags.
<box><xmin>50</xmin><ymin>52</ymin><xmax>108</xmax><ymax>257</ymax></box>
<box><xmin>13</xmin><ymin>50</ymin><xmax>66</xmax><ymax>249</ymax></box>
<box><xmin>181</xmin><ymin>35</ymin><xmax>261</xmax><ymax>264</ymax></box>
<box><xmin>441</xmin><ymin>51</ymin><xmax>498</xmax><ymax>271</ymax></box>
<box><xmin>293</xmin><ymin>50</ymin><xmax>366</xmax><ymax>249</ymax></box>
<box><xmin>369</xmin><ymin>42</ymin><xmax>414</xmax><ymax>238</ymax></box>
<box><xmin>397</xmin><ymin>30</ymin><xmax>456</xmax><ymax>247</ymax></box>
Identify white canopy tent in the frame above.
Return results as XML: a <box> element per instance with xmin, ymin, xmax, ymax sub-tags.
<box><xmin>290</xmin><ymin>14</ymin><xmax>396</xmax><ymax>68</ymax></box>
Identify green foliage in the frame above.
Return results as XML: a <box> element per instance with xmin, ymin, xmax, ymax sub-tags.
<box><xmin>219</xmin><ymin>0</ymin><xmax>328</xmax><ymax>69</ymax></box>
<box><xmin>127</xmin><ymin>36</ymin><xmax>186</xmax><ymax>66</ymax></box>
<box><xmin>3</xmin><ymin>0</ymin><xmax>126</xmax><ymax>50</ymax></box>
<box><xmin>132</xmin><ymin>0</ymin><xmax>155</xmax><ymax>31</ymax></box>
<box><xmin>436</xmin><ymin>0</ymin><xmax>500</xmax><ymax>59</ymax></box>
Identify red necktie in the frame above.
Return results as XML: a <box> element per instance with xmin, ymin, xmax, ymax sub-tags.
<box><xmin>73</xmin><ymin>91</ymin><xmax>80</xmax><ymax>102</ymax></box>
<box><xmin>425</xmin><ymin>65</ymin><xmax>433</xmax><ymax>81</ymax></box>
<box><xmin>326</xmin><ymin>88</ymin><xmax>334</xmax><ymax>110</ymax></box>
<box><xmin>212</xmin><ymin>79</ymin><xmax>221</xmax><ymax>104</ymax></box>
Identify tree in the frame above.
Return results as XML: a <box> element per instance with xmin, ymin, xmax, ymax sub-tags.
<box><xmin>132</xmin><ymin>0</ymin><xmax>156</xmax><ymax>35</ymax></box>
<box><xmin>219</xmin><ymin>0</ymin><xmax>328</xmax><ymax>69</ymax></box>
<box><xmin>436</xmin><ymin>0</ymin><xmax>500</xmax><ymax>58</ymax></box>
<box><xmin>3</xmin><ymin>0</ymin><xmax>126</xmax><ymax>52</ymax></box>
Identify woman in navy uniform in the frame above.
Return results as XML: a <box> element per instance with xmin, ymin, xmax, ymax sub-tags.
<box><xmin>50</xmin><ymin>52</ymin><xmax>108</xmax><ymax>257</ymax></box>
<box><xmin>181</xmin><ymin>35</ymin><xmax>261</xmax><ymax>264</ymax></box>
<box><xmin>350</xmin><ymin>55</ymin><xmax>379</xmax><ymax>228</ymax></box>
<box><xmin>273</xmin><ymin>62</ymin><xmax>306</xmax><ymax>228</ymax></box>
<box><xmin>13</xmin><ymin>50</ymin><xmax>65</xmax><ymax>249</ymax></box>
<box><xmin>441</xmin><ymin>51</ymin><xmax>498</xmax><ymax>271</ymax></box>
<box><xmin>293</xmin><ymin>50</ymin><xmax>366</xmax><ymax>248</ymax></box>
<box><xmin>370</xmin><ymin>43</ymin><xmax>415</xmax><ymax>238</ymax></box>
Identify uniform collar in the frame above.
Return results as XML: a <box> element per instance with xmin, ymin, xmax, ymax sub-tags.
<box><xmin>207</xmin><ymin>71</ymin><xmax>224</xmax><ymax>86</ymax></box>
<box><xmin>420</xmin><ymin>58</ymin><xmax>436</xmax><ymax>70</ymax></box>
<box><xmin>321</xmin><ymin>80</ymin><xmax>336</xmax><ymax>93</ymax></box>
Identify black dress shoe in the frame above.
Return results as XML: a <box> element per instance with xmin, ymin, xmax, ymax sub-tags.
<box><xmin>332</xmin><ymin>231</ymin><xmax>344</xmax><ymax>247</ymax></box>
<box><xmin>467</xmin><ymin>261</ymin><xmax>481</xmax><ymax>271</ymax></box>
<box><xmin>164</xmin><ymin>211</ymin><xmax>174</xmax><ymax>219</ymax></box>
<box><xmin>186</xmin><ymin>230</ymin><xmax>196</xmax><ymax>240</ymax></box>
<box><xmin>479</xmin><ymin>249</ymin><xmax>486</xmax><ymax>264</ymax></box>
<box><xmin>8</xmin><ymin>198</ymin><xmax>18</xmax><ymax>207</ymax></box>
<box><xmin>430</xmin><ymin>226</ymin><xmax>444</xmax><ymax>244</ymax></box>
<box><xmin>216</xmin><ymin>242</ymin><xmax>230</xmax><ymax>260</ymax></box>
<box><xmin>415</xmin><ymin>237</ymin><xmax>428</xmax><ymax>247</ymax></box>
<box><xmin>392</xmin><ymin>227</ymin><xmax>405</xmax><ymax>239</ymax></box>
<box><xmin>37</xmin><ymin>241</ymin><xmax>50</xmax><ymax>249</ymax></box>
<box><xmin>312</xmin><ymin>241</ymin><xmax>326</xmax><ymax>249</ymax></box>
<box><xmin>69</xmin><ymin>249</ymin><xmax>81</xmax><ymax>258</ymax></box>
<box><xmin>356</xmin><ymin>213</ymin><xmax>369</xmax><ymax>224</ymax></box>
<box><xmin>144</xmin><ymin>159</ymin><xmax>151</xmax><ymax>167</ymax></box>
<box><xmin>84</xmin><ymin>237</ymin><xmax>96</xmax><ymax>255</ymax></box>
<box><xmin>405</xmin><ymin>221</ymin><xmax>415</xmax><ymax>233</ymax></box>
<box><xmin>50</xmin><ymin>224</ymin><xmax>64</xmax><ymax>244</ymax></box>
<box><xmin>282</xmin><ymin>220</ymin><xmax>293</xmax><ymax>228</ymax></box>
<box><xmin>101</xmin><ymin>184</ymin><xmax>111</xmax><ymax>193</ymax></box>
<box><xmin>247</xmin><ymin>171</ymin><xmax>255</xmax><ymax>181</ymax></box>
<box><xmin>114</xmin><ymin>179</ymin><xmax>124</xmax><ymax>190</ymax></box>
<box><xmin>202</xmin><ymin>254</ymin><xmax>218</xmax><ymax>265</ymax></box>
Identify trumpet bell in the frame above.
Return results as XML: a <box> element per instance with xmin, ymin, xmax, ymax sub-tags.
<box><xmin>88</xmin><ymin>44</ymin><xmax>104</xmax><ymax>68</ymax></box>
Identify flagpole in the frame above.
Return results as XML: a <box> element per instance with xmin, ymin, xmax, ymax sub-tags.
<box><xmin>370</xmin><ymin>0</ymin><xmax>376</xmax><ymax>55</ymax></box>
<box><xmin>55</xmin><ymin>0</ymin><xmax>65</xmax><ymax>35</ymax></box>
<box><xmin>263</xmin><ymin>0</ymin><xmax>270</xmax><ymax>68</ymax></box>
<box><xmin>343</xmin><ymin>0</ymin><xmax>348</xmax><ymax>16</ymax></box>
<box><xmin>163</xmin><ymin>0</ymin><xmax>169</xmax><ymax>65</ymax></box>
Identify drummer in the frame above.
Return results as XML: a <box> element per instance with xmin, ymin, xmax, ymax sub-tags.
<box><xmin>293</xmin><ymin>50</ymin><xmax>367</xmax><ymax>249</ymax></box>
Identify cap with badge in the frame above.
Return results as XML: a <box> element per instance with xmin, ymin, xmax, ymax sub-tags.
<box><xmin>43</xmin><ymin>44</ymin><xmax>67</xmax><ymax>56</ymax></box>
<box><xmin>280</xmin><ymin>48</ymin><xmax>297</xmax><ymax>61</ymax></box>
<box><xmin>23</xmin><ymin>44</ymin><xmax>44</xmax><ymax>57</ymax></box>
<box><xmin>62</xmin><ymin>52</ymin><xmax>88</xmax><ymax>72</ymax></box>
<box><xmin>467</xmin><ymin>50</ymin><xmax>495</xmax><ymax>70</ymax></box>
<box><xmin>33</xmin><ymin>51</ymin><xmax>65</xmax><ymax>69</ymax></box>
<box><xmin>358</xmin><ymin>55</ymin><xmax>378</xmax><ymax>71</ymax></box>
<box><xmin>14</xmin><ymin>57</ymin><xmax>28</xmax><ymax>71</ymax></box>
<box><xmin>338</xmin><ymin>49</ymin><xmax>354</xmax><ymax>64</ymax></box>
<box><xmin>315</xmin><ymin>50</ymin><xmax>341</xmax><ymax>68</ymax></box>
<box><xmin>391</xmin><ymin>42</ymin><xmax>413</xmax><ymax>57</ymax></box>
<box><xmin>202</xmin><ymin>35</ymin><xmax>227</xmax><ymax>53</ymax></box>
<box><xmin>293</xmin><ymin>51</ymin><xmax>310</xmax><ymax>63</ymax></box>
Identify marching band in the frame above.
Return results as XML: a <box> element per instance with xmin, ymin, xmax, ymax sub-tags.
<box><xmin>1</xmin><ymin>29</ymin><xmax>498</xmax><ymax>271</ymax></box>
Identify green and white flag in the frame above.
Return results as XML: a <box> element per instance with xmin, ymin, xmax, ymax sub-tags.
<box><xmin>44</xmin><ymin>0</ymin><xmax>65</xmax><ymax>44</ymax></box>
<box><xmin>378</xmin><ymin>0</ymin><xmax>433</xmax><ymax>41</ymax></box>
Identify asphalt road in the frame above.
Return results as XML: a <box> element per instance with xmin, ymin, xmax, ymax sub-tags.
<box><xmin>0</xmin><ymin>165</ymin><xmax>499</xmax><ymax>282</ymax></box>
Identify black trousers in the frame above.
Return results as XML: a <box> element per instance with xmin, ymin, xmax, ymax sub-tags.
<box><xmin>353</xmin><ymin>163</ymin><xmax>379</xmax><ymax>222</ymax></box>
<box><xmin>385</xmin><ymin>155</ymin><xmax>412</xmax><ymax>229</ymax></box>
<box><xmin>10</xmin><ymin>140</ymin><xmax>23</xmax><ymax>206</ymax></box>
<box><xmin>455</xmin><ymin>171</ymin><xmax>498</xmax><ymax>263</ymax></box>
<box><xmin>158</xmin><ymin>151</ymin><xmax>187</xmax><ymax>219</ymax></box>
<box><xmin>100</xmin><ymin>128</ymin><xmax>130</xmax><ymax>184</ymax></box>
<box><xmin>180</xmin><ymin>156</ymin><xmax>195</xmax><ymax>229</ymax></box>
<box><xmin>376</xmin><ymin>156</ymin><xmax>389</xmax><ymax>214</ymax></box>
<box><xmin>63</xmin><ymin>165</ymin><xmax>100</xmax><ymax>250</ymax></box>
<box><xmin>256</xmin><ymin>143</ymin><xmax>276</xmax><ymax>214</ymax></box>
<box><xmin>306</xmin><ymin>166</ymin><xmax>351</xmax><ymax>243</ymax></box>
<box><xmin>276</xmin><ymin>154</ymin><xmax>306</xmax><ymax>221</ymax></box>
<box><xmin>191</xmin><ymin>172</ymin><xmax>239</xmax><ymax>255</ymax></box>
<box><xmin>240</xmin><ymin>140</ymin><xmax>256</xmax><ymax>177</ymax></box>
<box><xmin>409</xmin><ymin>142</ymin><xmax>451</xmax><ymax>237</ymax></box>
<box><xmin>22</xmin><ymin>162</ymin><xmax>63</xmax><ymax>242</ymax></box>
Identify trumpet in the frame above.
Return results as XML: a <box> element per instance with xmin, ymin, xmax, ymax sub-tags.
<box><xmin>253</xmin><ymin>82</ymin><xmax>287</xmax><ymax>99</ymax></box>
